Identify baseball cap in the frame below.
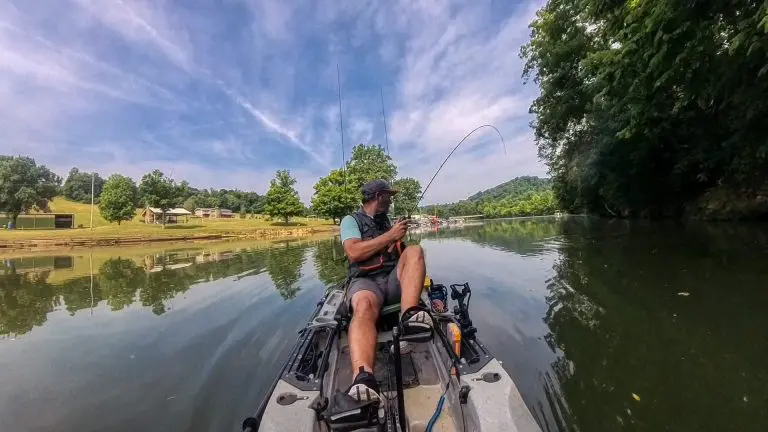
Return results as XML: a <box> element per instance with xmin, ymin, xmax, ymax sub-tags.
<box><xmin>361</xmin><ymin>179</ymin><xmax>398</xmax><ymax>197</ymax></box>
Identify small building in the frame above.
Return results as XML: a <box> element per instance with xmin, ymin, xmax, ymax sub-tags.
<box><xmin>141</xmin><ymin>208</ymin><xmax>192</xmax><ymax>224</ymax></box>
<box><xmin>0</xmin><ymin>213</ymin><xmax>74</xmax><ymax>229</ymax></box>
<box><xmin>194</xmin><ymin>208</ymin><xmax>234</xmax><ymax>218</ymax></box>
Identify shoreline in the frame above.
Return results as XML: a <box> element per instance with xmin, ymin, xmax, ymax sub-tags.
<box><xmin>0</xmin><ymin>226</ymin><xmax>339</xmax><ymax>253</ymax></box>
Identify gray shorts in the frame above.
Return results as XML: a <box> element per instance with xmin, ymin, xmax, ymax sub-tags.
<box><xmin>347</xmin><ymin>270</ymin><xmax>401</xmax><ymax>307</ymax></box>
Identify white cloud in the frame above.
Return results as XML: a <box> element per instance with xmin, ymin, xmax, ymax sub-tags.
<box><xmin>348</xmin><ymin>118</ymin><xmax>374</xmax><ymax>147</ymax></box>
<box><xmin>71</xmin><ymin>0</ymin><xmax>194</xmax><ymax>72</ymax></box>
<box><xmin>0</xmin><ymin>0</ymin><xmax>548</xmax><ymax>205</ymax></box>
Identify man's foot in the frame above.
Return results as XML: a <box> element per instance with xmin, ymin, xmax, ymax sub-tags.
<box><xmin>347</xmin><ymin>367</ymin><xmax>381</xmax><ymax>402</ymax></box>
<box><xmin>394</xmin><ymin>310</ymin><xmax>434</xmax><ymax>354</ymax></box>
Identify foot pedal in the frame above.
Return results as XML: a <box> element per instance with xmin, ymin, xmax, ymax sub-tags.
<box><xmin>399</xmin><ymin>306</ymin><xmax>434</xmax><ymax>343</ymax></box>
<box><xmin>323</xmin><ymin>390</ymin><xmax>381</xmax><ymax>431</ymax></box>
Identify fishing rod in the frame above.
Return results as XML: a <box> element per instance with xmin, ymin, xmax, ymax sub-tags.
<box><xmin>408</xmin><ymin>124</ymin><xmax>507</xmax><ymax>216</ymax></box>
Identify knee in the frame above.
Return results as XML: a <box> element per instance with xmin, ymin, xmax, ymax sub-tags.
<box><xmin>352</xmin><ymin>294</ymin><xmax>379</xmax><ymax>322</ymax></box>
<box><xmin>405</xmin><ymin>244</ymin><xmax>424</xmax><ymax>262</ymax></box>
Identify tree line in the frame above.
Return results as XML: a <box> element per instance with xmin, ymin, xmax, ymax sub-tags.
<box><xmin>2</xmin><ymin>145</ymin><xmax>556</xmax><ymax>227</ymax></box>
<box><xmin>419</xmin><ymin>176</ymin><xmax>557</xmax><ymax>218</ymax></box>
<box><xmin>0</xmin><ymin>145</ymin><xmax>421</xmax><ymax>227</ymax></box>
<box><xmin>520</xmin><ymin>0</ymin><xmax>768</xmax><ymax>219</ymax></box>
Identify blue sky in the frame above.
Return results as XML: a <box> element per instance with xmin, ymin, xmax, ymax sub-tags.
<box><xmin>0</xmin><ymin>0</ymin><xmax>546</xmax><ymax>204</ymax></box>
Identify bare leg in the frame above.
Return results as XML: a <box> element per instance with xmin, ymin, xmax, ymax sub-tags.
<box><xmin>396</xmin><ymin>245</ymin><xmax>426</xmax><ymax>313</ymax></box>
<box><xmin>349</xmin><ymin>290</ymin><xmax>380</xmax><ymax>377</ymax></box>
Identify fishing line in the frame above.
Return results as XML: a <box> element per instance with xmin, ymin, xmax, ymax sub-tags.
<box><xmin>409</xmin><ymin>124</ymin><xmax>507</xmax><ymax>216</ymax></box>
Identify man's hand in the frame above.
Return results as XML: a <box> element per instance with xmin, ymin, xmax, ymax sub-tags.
<box><xmin>388</xmin><ymin>219</ymin><xmax>408</xmax><ymax>242</ymax></box>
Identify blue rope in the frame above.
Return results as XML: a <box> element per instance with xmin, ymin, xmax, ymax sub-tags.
<box><xmin>425</xmin><ymin>387</ymin><xmax>448</xmax><ymax>432</ymax></box>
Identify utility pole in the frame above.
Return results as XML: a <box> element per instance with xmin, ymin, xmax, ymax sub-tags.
<box><xmin>90</xmin><ymin>172</ymin><xmax>95</xmax><ymax>231</ymax></box>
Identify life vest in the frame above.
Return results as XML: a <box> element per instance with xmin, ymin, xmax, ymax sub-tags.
<box><xmin>347</xmin><ymin>209</ymin><xmax>405</xmax><ymax>278</ymax></box>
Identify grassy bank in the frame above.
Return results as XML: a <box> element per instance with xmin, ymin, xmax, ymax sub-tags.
<box><xmin>0</xmin><ymin>198</ymin><xmax>338</xmax><ymax>249</ymax></box>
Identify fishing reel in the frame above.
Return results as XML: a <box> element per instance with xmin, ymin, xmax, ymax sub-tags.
<box><xmin>450</xmin><ymin>283</ymin><xmax>476</xmax><ymax>339</ymax></box>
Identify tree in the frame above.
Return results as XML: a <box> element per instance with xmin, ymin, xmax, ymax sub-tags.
<box><xmin>182</xmin><ymin>196</ymin><xmax>198</xmax><ymax>212</ymax></box>
<box><xmin>311</xmin><ymin>169</ymin><xmax>358</xmax><ymax>224</ymax></box>
<box><xmin>392</xmin><ymin>177</ymin><xmax>422</xmax><ymax>217</ymax></box>
<box><xmin>263</xmin><ymin>169</ymin><xmax>305</xmax><ymax>224</ymax></box>
<box><xmin>138</xmin><ymin>169</ymin><xmax>177</xmax><ymax>228</ymax></box>
<box><xmin>62</xmin><ymin>167</ymin><xmax>105</xmax><ymax>204</ymax></box>
<box><xmin>173</xmin><ymin>180</ymin><xmax>195</xmax><ymax>207</ymax></box>
<box><xmin>346</xmin><ymin>144</ymin><xmax>397</xmax><ymax>190</ymax></box>
<box><xmin>521</xmin><ymin>0</ymin><xmax>768</xmax><ymax>219</ymax></box>
<box><xmin>0</xmin><ymin>156</ymin><xmax>60</xmax><ymax>226</ymax></box>
<box><xmin>99</xmin><ymin>174</ymin><xmax>138</xmax><ymax>225</ymax></box>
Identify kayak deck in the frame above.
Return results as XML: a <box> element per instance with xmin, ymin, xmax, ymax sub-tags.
<box><xmin>332</xmin><ymin>329</ymin><xmax>455</xmax><ymax>431</ymax></box>
<box><xmin>249</xmin><ymin>282</ymin><xmax>542</xmax><ymax>432</ymax></box>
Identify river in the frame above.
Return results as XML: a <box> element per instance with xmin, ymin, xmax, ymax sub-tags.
<box><xmin>1</xmin><ymin>217</ymin><xmax>766</xmax><ymax>432</ymax></box>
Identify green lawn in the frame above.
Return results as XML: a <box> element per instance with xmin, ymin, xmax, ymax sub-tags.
<box><xmin>0</xmin><ymin>197</ymin><xmax>336</xmax><ymax>240</ymax></box>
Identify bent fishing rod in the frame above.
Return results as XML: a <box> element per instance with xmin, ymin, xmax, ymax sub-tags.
<box><xmin>406</xmin><ymin>124</ymin><xmax>507</xmax><ymax>217</ymax></box>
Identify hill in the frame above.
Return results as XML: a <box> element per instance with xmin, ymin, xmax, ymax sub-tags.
<box><xmin>466</xmin><ymin>176</ymin><xmax>552</xmax><ymax>203</ymax></box>
<box><xmin>420</xmin><ymin>176</ymin><xmax>556</xmax><ymax>218</ymax></box>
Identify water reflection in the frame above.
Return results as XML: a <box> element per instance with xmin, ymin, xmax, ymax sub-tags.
<box><xmin>539</xmin><ymin>218</ymin><xmax>768</xmax><ymax>431</ymax></box>
<box><xmin>0</xmin><ymin>239</ymin><xmax>327</xmax><ymax>338</ymax></box>
<box><xmin>1</xmin><ymin>219</ymin><xmax>766</xmax><ymax>432</ymax></box>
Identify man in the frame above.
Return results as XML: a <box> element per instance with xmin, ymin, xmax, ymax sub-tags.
<box><xmin>340</xmin><ymin>179</ymin><xmax>430</xmax><ymax>403</ymax></box>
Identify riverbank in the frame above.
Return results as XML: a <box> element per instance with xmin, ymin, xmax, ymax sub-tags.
<box><xmin>0</xmin><ymin>223</ymin><xmax>339</xmax><ymax>252</ymax></box>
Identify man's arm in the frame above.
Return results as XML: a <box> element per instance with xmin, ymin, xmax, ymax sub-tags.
<box><xmin>343</xmin><ymin>234</ymin><xmax>394</xmax><ymax>263</ymax></box>
<box><xmin>340</xmin><ymin>216</ymin><xmax>406</xmax><ymax>263</ymax></box>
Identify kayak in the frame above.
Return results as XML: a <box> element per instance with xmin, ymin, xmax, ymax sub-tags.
<box><xmin>242</xmin><ymin>277</ymin><xmax>541</xmax><ymax>432</ymax></box>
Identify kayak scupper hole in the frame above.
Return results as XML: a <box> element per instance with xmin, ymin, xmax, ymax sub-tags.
<box><xmin>477</xmin><ymin>372</ymin><xmax>501</xmax><ymax>383</ymax></box>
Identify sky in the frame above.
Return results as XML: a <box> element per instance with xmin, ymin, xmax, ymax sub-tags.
<box><xmin>0</xmin><ymin>0</ymin><xmax>547</xmax><ymax>205</ymax></box>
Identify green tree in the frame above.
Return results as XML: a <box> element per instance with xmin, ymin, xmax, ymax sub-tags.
<box><xmin>346</xmin><ymin>144</ymin><xmax>397</xmax><ymax>190</ymax></box>
<box><xmin>311</xmin><ymin>169</ymin><xmax>358</xmax><ymax>224</ymax></box>
<box><xmin>521</xmin><ymin>0</ymin><xmax>768</xmax><ymax>219</ymax></box>
<box><xmin>173</xmin><ymin>180</ymin><xmax>195</xmax><ymax>207</ymax></box>
<box><xmin>182</xmin><ymin>196</ymin><xmax>198</xmax><ymax>213</ymax></box>
<box><xmin>99</xmin><ymin>174</ymin><xmax>138</xmax><ymax>225</ymax></box>
<box><xmin>0</xmin><ymin>156</ymin><xmax>61</xmax><ymax>226</ymax></box>
<box><xmin>138</xmin><ymin>169</ymin><xmax>178</xmax><ymax>228</ymax></box>
<box><xmin>392</xmin><ymin>177</ymin><xmax>422</xmax><ymax>217</ymax></box>
<box><xmin>61</xmin><ymin>167</ymin><xmax>105</xmax><ymax>203</ymax></box>
<box><xmin>263</xmin><ymin>169</ymin><xmax>305</xmax><ymax>224</ymax></box>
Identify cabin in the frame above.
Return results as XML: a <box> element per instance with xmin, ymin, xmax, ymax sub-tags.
<box><xmin>141</xmin><ymin>207</ymin><xmax>192</xmax><ymax>224</ymax></box>
<box><xmin>194</xmin><ymin>208</ymin><xmax>234</xmax><ymax>218</ymax></box>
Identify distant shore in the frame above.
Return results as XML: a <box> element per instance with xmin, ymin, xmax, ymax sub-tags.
<box><xmin>0</xmin><ymin>225</ymin><xmax>339</xmax><ymax>253</ymax></box>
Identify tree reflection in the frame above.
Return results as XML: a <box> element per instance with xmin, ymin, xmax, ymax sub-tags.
<box><xmin>265</xmin><ymin>241</ymin><xmax>307</xmax><ymax>300</ymax></box>
<box><xmin>541</xmin><ymin>218</ymin><xmax>768</xmax><ymax>431</ymax></box>
<box><xmin>0</xmin><ymin>266</ymin><xmax>57</xmax><ymax>337</ymax></box>
<box><xmin>314</xmin><ymin>237</ymin><xmax>347</xmax><ymax>287</ymax></box>
<box><xmin>0</xmin><ymin>242</ymin><xmax>287</xmax><ymax>336</ymax></box>
<box><xmin>419</xmin><ymin>219</ymin><xmax>564</xmax><ymax>256</ymax></box>
<box><xmin>98</xmin><ymin>258</ymin><xmax>144</xmax><ymax>311</ymax></box>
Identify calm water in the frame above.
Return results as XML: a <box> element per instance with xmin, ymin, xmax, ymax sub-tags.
<box><xmin>1</xmin><ymin>218</ymin><xmax>767</xmax><ymax>432</ymax></box>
